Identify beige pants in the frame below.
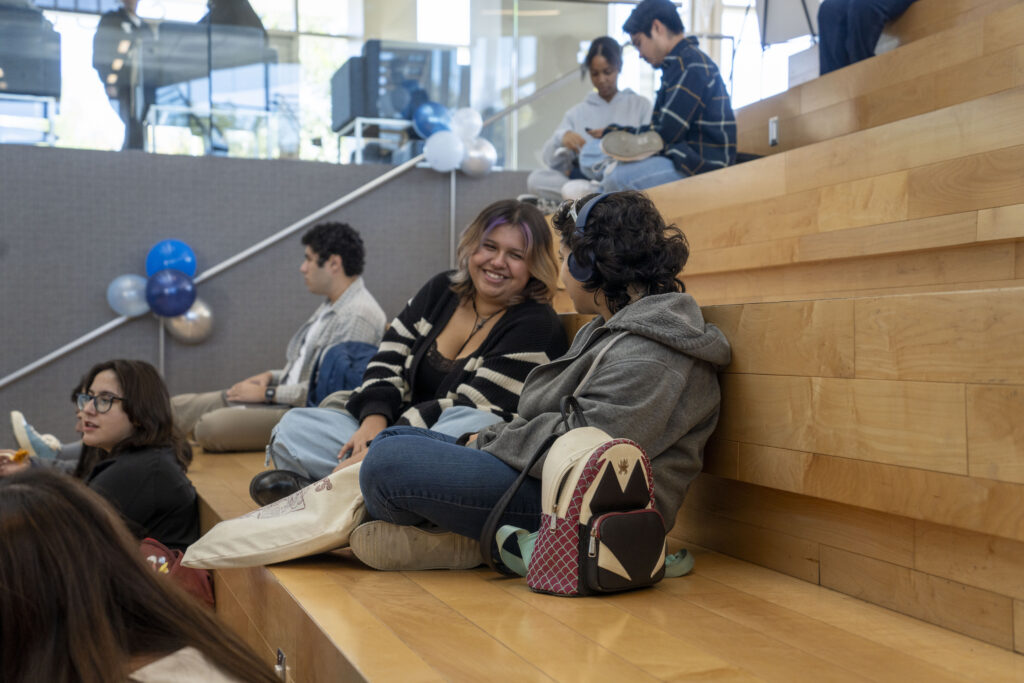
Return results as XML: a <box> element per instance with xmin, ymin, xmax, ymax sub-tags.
<box><xmin>172</xmin><ymin>390</ymin><xmax>289</xmax><ymax>453</ymax></box>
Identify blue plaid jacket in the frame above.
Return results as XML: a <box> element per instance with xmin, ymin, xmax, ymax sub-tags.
<box><xmin>609</xmin><ymin>36</ymin><xmax>736</xmax><ymax>175</ymax></box>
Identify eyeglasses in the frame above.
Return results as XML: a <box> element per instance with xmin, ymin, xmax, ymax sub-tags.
<box><xmin>74</xmin><ymin>392</ymin><xmax>124</xmax><ymax>414</ymax></box>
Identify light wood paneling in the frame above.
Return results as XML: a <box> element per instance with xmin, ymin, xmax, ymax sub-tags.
<box><xmin>685</xmin><ymin>474</ymin><xmax>915</xmax><ymax>567</ymax></box>
<box><xmin>854</xmin><ymin>288</ymin><xmax>1024</xmax><ymax>383</ymax></box>
<box><xmin>674</xmin><ymin>189</ymin><xmax>820</xmax><ymax>252</ymax></box>
<box><xmin>797</xmin><ymin>211</ymin><xmax>977</xmax><ymax>264</ymax></box>
<box><xmin>699</xmin><ymin>550</ymin><xmax>1024</xmax><ymax>680</ymax></box>
<box><xmin>494</xmin><ymin>577</ymin><xmax>759</xmax><ymax>681</ymax></box>
<box><xmin>677</xmin><ymin>590</ymin><xmax>969</xmax><ymax>683</ymax></box>
<box><xmin>685</xmin><ymin>243</ymin><xmax>1017</xmax><ymax>306</ymax></box>
<box><xmin>968</xmin><ymin>384</ymin><xmax>1024</xmax><ymax>484</ymax></box>
<box><xmin>718</xmin><ymin>374</ymin><xmax>968</xmax><ymax>473</ymax></box>
<box><xmin>816</xmin><ymin>172</ymin><xmax>908</xmax><ymax>232</ymax></box>
<box><xmin>673</xmin><ymin>505</ymin><xmax>820</xmax><ymax>584</ymax></box>
<box><xmin>731</xmin><ymin>442</ymin><xmax>1024</xmax><ymax>543</ymax></box>
<box><xmin>405</xmin><ymin>572</ymin><xmax>660</xmax><ymax>682</ymax></box>
<box><xmin>647</xmin><ymin>153</ymin><xmax>786</xmax><ymax>219</ymax></box>
<box><xmin>1016</xmin><ymin>600</ymin><xmax>1024</xmax><ymax>653</ymax></box>
<box><xmin>819</xmin><ymin>545</ymin><xmax>1015</xmax><ymax>649</ymax></box>
<box><xmin>978</xmin><ymin>203</ymin><xmax>1024</xmax><ymax>241</ymax></box>
<box><xmin>702</xmin><ymin>300</ymin><xmax>854</xmax><ymax>377</ymax></box>
<box><xmin>616</xmin><ymin>578</ymin><xmax>872</xmax><ymax>682</ymax></box>
<box><xmin>914</xmin><ymin>522</ymin><xmax>1024</xmax><ymax>600</ymax></box>
<box><xmin>984</xmin><ymin>0</ymin><xmax>1024</xmax><ymax>53</ymax></box>
<box><xmin>907</xmin><ymin>145</ymin><xmax>1024</xmax><ymax>219</ymax></box>
<box><xmin>785</xmin><ymin>87</ymin><xmax>1024</xmax><ymax>193</ymax></box>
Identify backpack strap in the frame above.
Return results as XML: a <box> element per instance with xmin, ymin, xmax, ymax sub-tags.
<box><xmin>478</xmin><ymin>330</ymin><xmax>629</xmax><ymax>574</ymax></box>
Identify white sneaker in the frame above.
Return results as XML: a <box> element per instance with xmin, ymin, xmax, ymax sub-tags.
<box><xmin>10</xmin><ymin>411</ymin><xmax>61</xmax><ymax>459</ymax></box>
<box><xmin>550</xmin><ymin>146</ymin><xmax>576</xmax><ymax>173</ymax></box>
<box><xmin>561</xmin><ymin>178</ymin><xmax>602</xmax><ymax>201</ymax></box>
<box><xmin>349</xmin><ymin>520</ymin><xmax>482</xmax><ymax>571</ymax></box>
<box><xmin>600</xmin><ymin>130</ymin><xmax>664</xmax><ymax>162</ymax></box>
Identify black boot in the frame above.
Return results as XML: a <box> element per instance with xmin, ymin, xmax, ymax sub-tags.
<box><xmin>249</xmin><ymin>470</ymin><xmax>315</xmax><ymax>506</ymax></box>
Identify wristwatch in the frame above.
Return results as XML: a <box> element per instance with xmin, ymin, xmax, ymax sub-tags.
<box><xmin>264</xmin><ymin>386</ymin><xmax>276</xmax><ymax>404</ymax></box>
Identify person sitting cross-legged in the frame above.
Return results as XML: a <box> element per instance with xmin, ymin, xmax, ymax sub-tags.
<box><xmin>347</xmin><ymin>190</ymin><xmax>731</xmax><ymax>571</ymax></box>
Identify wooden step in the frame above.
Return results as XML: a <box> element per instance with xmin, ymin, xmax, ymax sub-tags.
<box><xmin>186</xmin><ymin>451</ymin><xmax>1024</xmax><ymax>681</ymax></box>
<box><xmin>735</xmin><ymin>1</ymin><xmax>1024</xmax><ymax>156</ymax></box>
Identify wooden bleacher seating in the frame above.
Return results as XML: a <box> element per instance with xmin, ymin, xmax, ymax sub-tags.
<box><xmin>179</xmin><ymin>5</ymin><xmax>1024</xmax><ymax>675</ymax></box>
<box><xmin>604</xmin><ymin>10</ymin><xmax>1024</xmax><ymax>653</ymax></box>
<box><xmin>187</xmin><ymin>449</ymin><xmax>1024</xmax><ymax>680</ymax></box>
<box><xmin>735</xmin><ymin>0</ymin><xmax>1024</xmax><ymax>156</ymax></box>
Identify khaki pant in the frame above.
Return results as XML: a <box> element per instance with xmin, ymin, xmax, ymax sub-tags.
<box><xmin>172</xmin><ymin>390</ymin><xmax>290</xmax><ymax>453</ymax></box>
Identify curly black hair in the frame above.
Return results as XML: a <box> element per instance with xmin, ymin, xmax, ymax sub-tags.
<box><xmin>552</xmin><ymin>191</ymin><xmax>689</xmax><ymax>314</ymax></box>
<box><xmin>301</xmin><ymin>222</ymin><xmax>366</xmax><ymax>276</ymax></box>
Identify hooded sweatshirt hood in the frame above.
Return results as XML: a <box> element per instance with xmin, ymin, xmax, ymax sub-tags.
<box><xmin>476</xmin><ymin>291</ymin><xmax>731</xmax><ymax>526</ymax></box>
<box><xmin>601</xmin><ymin>292</ymin><xmax>731</xmax><ymax>369</ymax></box>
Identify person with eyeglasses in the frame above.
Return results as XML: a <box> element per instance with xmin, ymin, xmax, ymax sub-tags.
<box><xmin>1</xmin><ymin>359</ymin><xmax>199</xmax><ymax>551</ymax></box>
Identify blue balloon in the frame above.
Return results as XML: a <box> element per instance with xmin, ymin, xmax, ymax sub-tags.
<box><xmin>146</xmin><ymin>239</ymin><xmax>197</xmax><ymax>278</ymax></box>
<box><xmin>145</xmin><ymin>269</ymin><xmax>196</xmax><ymax>317</ymax></box>
<box><xmin>412</xmin><ymin>101</ymin><xmax>451</xmax><ymax>139</ymax></box>
<box><xmin>106</xmin><ymin>274</ymin><xmax>150</xmax><ymax>317</ymax></box>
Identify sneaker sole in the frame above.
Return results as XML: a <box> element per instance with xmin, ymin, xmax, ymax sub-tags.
<box><xmin>600</xmin><ymin>132</ymin><xmax>663</xmax><ymax>162</ymax></box>
<box><xmin>349</xmin><ymin>521</ymin><xmax>481</xmax><ymax>571</ymax></box>
<box><xmin>10</xmin><ymin>411</ymin><xmax>37</xmax><ymax>458</ymax></box>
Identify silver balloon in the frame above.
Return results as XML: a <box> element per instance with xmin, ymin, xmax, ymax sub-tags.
<box><xmin>460</xmin><ymin>137</ymin><xmax>497</xmax><ymax>177</ymax></box>
<box><xmin>165</xmin><ymin>298</ymin><xmax>214</xmax><ymax>344</ymax></box>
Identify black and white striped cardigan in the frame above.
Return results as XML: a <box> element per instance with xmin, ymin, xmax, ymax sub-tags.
<box><xmin>346</xmin><ymin>272</ymin><xmax>569</xmax><ymax>429</ymax></box>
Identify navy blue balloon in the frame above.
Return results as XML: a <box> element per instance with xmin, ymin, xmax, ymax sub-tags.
<box><xmin>412</xmin><ymin>101</ymin><xmax>451</xmax><ymax>139</ymax></box>
<box><xmin>146</xmin><ymin>239</ymin><xmax>197</xmax><ymax>278</ymax></box>
<box><xmin>145</xmin><ymin>269</ymin><xmax>196</xmax><ymax>317</ymax></box>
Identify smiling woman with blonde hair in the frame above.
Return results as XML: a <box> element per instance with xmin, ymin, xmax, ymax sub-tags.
<box><xmin>252</xmin><ymin>198</ymin><xmax>569</xmax><ymax>504</ymax></box>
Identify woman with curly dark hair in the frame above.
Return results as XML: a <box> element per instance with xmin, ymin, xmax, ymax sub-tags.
<box><xmin>349</xmin><ymin>190</ymin><xmax>731</xmax><ymax>571</ymax></box>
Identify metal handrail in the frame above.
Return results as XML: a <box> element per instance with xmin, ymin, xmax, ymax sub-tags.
<box><xmin>0</xmin><ymin>65</ymin><xmax>582</xmax><ymax>391</ymax></box>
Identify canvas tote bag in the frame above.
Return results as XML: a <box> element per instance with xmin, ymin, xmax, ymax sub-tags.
<box><xmin>182</xmin><ymin>463</ymin><xmax>365</xmax><ymax>569</ymax></box>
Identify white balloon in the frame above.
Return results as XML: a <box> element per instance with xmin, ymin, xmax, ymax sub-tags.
<box><xmin>424</xmin><ymin>130</ymin><xmax>466</xmax><ymax>172</ymax></box>
<box><xmin>460</xmin><ymin>137</ymin><xmax>497</xmax><ymax>177</ymax></box>
<box><xmin>449</xmin><ymin>107</ymin><xmax>483</xmax><ymax>142</ymax></box>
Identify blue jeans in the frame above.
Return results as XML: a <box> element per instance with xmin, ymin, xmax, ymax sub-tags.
<box><xmin>267</xmin><ymin>405</ymin><xmax>504</xmax><ymax>480</ymax></box>
<box><xmin>359</xmin><ymin>426</ymin><xmax>542</xmax><ymax>544</ymax></box>
<box><xmin>578</xmin><ymin>136</ymin><xmax>684</xmax><ymax>192</ymax></box>
<box><xmin>818</xmin><ymin>0</ymin><xmax>918</xmax><ymax>74</ymax></box>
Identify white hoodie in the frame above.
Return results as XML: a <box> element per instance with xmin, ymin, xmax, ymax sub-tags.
<box><xmin>541</xmin><ymin>89</ymin><xmax>653</xmax><ymax>168</ymax></box>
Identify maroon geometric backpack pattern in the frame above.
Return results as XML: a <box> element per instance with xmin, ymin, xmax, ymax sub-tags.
<box><xmin>526</xmin><ymin>427</ymin><xmax>666</xmax><ymax>596</ymax></box>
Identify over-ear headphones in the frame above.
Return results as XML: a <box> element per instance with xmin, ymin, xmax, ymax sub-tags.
<box><xmin>567</xmin><ymin>192</ymin><xmax>612</xmax><ymax>282</ymax></box>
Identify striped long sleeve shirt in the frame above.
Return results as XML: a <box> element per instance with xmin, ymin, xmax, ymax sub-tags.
<box><xmin>345</xmin><ymin>272</ymin><xmax>569</xmax><ymax>430</ymax></box>
<box><xmin>608</xmin><ymin>36</ymin><xmax>736</xmax><ymax>176</ymax></box>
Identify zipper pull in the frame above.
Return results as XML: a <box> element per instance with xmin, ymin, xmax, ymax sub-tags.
<box><xmin>588</xmin><ymin>528</ymin><xmax>597</xmax><ymax>557</ymax></box>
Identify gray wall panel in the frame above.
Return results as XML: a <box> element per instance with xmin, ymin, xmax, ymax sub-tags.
<box><xmin>0</xmin><ymin>144</ymin><xmax>529</xmax><ymax>446</ymax></box>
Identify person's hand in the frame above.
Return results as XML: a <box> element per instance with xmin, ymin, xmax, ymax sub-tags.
<box><xmin>332</xmin><ymin>449</ymin><xmax>366</xmax><ymax>472</ymax></box>
<box><xmin>465</xmin><ymin>433</ymin><xmax>479</xmax><ymax>444</ymax></box>
<box><xmin>0</xmin><ymin>450</ymin><xmax>30</xmax><ymax>477</ymax></box>
<box><xmin>336</xmin><ymin>415</ymin><xmax>388</xmax><ymax>466</ymax></box>
<box><xmin>585</xmin><ymin>127</ymin><xmax>606</xmax><ymax>139</ymax></box>
<box><xmin>561</xmin><ymin>130</ymin><xmax>587</xmax><ymax>153</ymax></box>
<box><xmin>226</xmin><ymin>371</ymin><xmax>272</xmax><ymax>403</ymax></box>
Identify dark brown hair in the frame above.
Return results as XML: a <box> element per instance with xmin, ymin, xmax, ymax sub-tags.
<box><xmin>0</xmin><ymin>468</ymin><xmax>278</xmax><ymax>683</ymax></box>
<box><xmin>81</xmin><ymin>360</ymin><xmax>192</xmax><ymax>471</ymax></box>
<box><xmin>585</xmin><ymin>36</ymin><xmax>623</xmax><ymax>71</ymax></box>
<box><xmin>449</xmin><ymin>198</ymin><xmax>560</xmax><ymax>305</ymax></box>
<box><xmin>553</xmin><ymin>191</ymin><xmax>689</xmax><ymax>314</ymax></box>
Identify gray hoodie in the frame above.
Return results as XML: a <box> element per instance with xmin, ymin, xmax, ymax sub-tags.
<box><xmin>473</xmin><ymin>292</ymin><xmax>731</xmax><ymax>528</ymax></box>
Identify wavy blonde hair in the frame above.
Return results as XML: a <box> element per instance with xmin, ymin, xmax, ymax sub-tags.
<box><xmin>449</xmin><ymin>198</ymin><xmax>560</xmax><ymax>305</ymax></box>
